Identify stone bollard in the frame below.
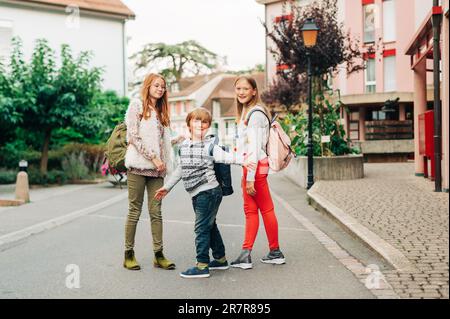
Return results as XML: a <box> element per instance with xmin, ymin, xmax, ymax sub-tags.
<box><xmin>15</xmin><ymin>171</ymin><xmax>30</xmax><ymax>203</ymax></box>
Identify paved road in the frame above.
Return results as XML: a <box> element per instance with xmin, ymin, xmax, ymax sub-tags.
<box><xmin>0</xmin><ymin>168</ymin><xmax>380</xmax><ymax>299</ymax></box>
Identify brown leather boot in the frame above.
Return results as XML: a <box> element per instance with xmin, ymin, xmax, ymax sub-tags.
<box><xmin>153</xmin><ymin>251</ymin><xmax>176</xmax><ymax>270</ymax></box>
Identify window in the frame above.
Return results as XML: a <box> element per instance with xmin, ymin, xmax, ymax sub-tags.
<box><xmin>212</xmin><ymin>101</ymin><xmax>221</xmax><ymax>119</ymax></box>
<box><xmin>181</xmin><ymin>102</ymin><xmax>187</xmax><ymax>115</ymax></box>
<box><xmin>0</xmin><ymin>20</ymin><xmax>13</xmax><ymax>59</ymax></box>
<box><xmin>384</xmin><ymin>55</ymin><xmax>396</xmax><ymax>92</ymax></box>
<box><xmin>365</xmin><ymin>58</ymin><xmax>376</xmax><ymax>93</ymax></box>
<box><xmin>363</xmin><ymin>3</ymin><xmax>376</xmax><ymax>43</ymax></box>
<box><xmin>349</xmin><ymin>111</ymin><xmax>360</xmax><ymax>141</ymax></box>
<box><xmin>383</xmin><ymin>0</ymin><xmax>396</xmax><ymax>42</ymax></box>
<box><xmin>372</xmin><ymin>110</ymin><xmax>386</xmax><ymax>120</ymax></box>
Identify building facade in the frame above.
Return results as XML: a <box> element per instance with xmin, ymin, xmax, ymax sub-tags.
<box><xmin>257</xmin><ymin>0</ymin><xmax>448</xmax><ymax>190</ymax></box>
<box><xmin>405</xmin><ymin>0</ymin><xmax>449</xmax><ymax>192</ymax></box>
<box><xmin>0</xmin><ymin>0</ymin><xmax>135</xmax><ymax>96</ymax></box>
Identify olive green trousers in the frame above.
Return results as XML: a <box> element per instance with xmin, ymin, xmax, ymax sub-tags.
<box><xmin>125</xmin><ymin>173</ymin><xmax>164</xmax><ymax>252</ymax></box>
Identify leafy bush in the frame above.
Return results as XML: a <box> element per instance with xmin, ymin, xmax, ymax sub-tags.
<box><xmin>61</xmin><ymin>151</ymin><xmax>90</xmax><ymax>181</ymax></box>
<box><xmin>27</xmin><ymin>168</ymin><xmax>68</xmax><ymax>185</ymax></box>
<box><xmin>279</xmin><ymin>90</ymin><xmax>358</xmax><ymax>157</ymax></box>
<box><xmin>46</xmin><ymin>169</ymin><xmax>68</xmax><ymax>185</ymax></box>
<box><xmin>27</xmin><ymin>168</ymin><xmax>46</xmax><ymax>185</ymax></box>
<box><xmin>60</xmin><ymin>143</ymin><xmax>105</xmax><ymax>174</ymax></box>
<box><xmin>0</xmin><ymin>169</ymin><xmax>17</xmax><ymax>184</ymax></box>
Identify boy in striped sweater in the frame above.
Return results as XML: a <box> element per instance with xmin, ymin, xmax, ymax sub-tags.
<box><xmin>154</xmin><ymin>108</ymin><xmax>252</xmax><ymax>278</ymax></box>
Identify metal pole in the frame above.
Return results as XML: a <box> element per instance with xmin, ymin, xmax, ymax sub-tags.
<box><xmin>432</xmin><ymin>0</ymin><xmax>442</xmax><ymax>192</ymax></box>
<box><xmin>307</xmin><ymin>51</ymin><xmax>314</xmax><ymax>189</ymax></box>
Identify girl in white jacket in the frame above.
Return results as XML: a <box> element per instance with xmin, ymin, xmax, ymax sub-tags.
<box><xmin>230</xmin><ymin>76</ymin><xmax>286</xmax><ymax>269</ymax></box>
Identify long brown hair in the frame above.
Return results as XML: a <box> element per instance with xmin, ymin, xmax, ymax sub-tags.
<box><xmin>141</xmin><ymin>73</ymin><xmax>170</xmax><ymax>127</ymax></box>
<box><xmin>234</xmin><ymin>75</ymin><xmax>270</xmax><ymax>124</ymax></box>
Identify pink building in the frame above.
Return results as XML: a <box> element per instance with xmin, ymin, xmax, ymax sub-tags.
<box><xmin>405</xmin><ymin>0</ymin><xmax>449</xmax><ymax>192</ymax></box>
<box><xmin>335</xmin><ymin>0</ymin><xmax>433</xmax><ymax>164</ymax></box>
<box><xmin>168</xmin><ymin>73</ymin><xmax>228</xmax><ymax>136</ymax></box>
<box><xmin>257</xmin><ymin>0</ymin><xmax>449</xmax><ymax>191</ymax></box>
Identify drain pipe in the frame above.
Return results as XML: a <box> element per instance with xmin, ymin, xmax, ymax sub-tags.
<box><xmin>432</xmin><ymin>0</ymin><xmax>443</xmax><ymax>192</ymax></box>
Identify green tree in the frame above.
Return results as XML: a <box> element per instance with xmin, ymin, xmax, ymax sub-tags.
<box><xmin>6</xmin><ymin>38</ymin><xmax>102</xmax><ymax>174</ymax></box>
<box><xmin>131</xmin><ymin>40</ymin><xmax>219</xmax><ymax>86</ymax></box>
<box><xmin>51</xmin><ymin>90</ymin><xmax>129</xmax><ymax>147</ymax></box>
<box><xmin>0</xmin><ymin>40</ymin><xmax>25</xmax><ymax>146</ymax></box>
<box><xmin>262</xmin><ymin>0</ymin><xmax>366</xmax><ymax>110</ymax></box>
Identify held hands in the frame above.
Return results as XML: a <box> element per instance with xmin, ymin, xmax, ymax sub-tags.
<box><xmin>246</xmin><ymin>181</ymin><xmax>256</xmax><ymax>196</ymax></box>
<box><xmin>152</xmin><ymin>157</ymin><xmax>166</xmax><ymax>173</ymax></box>
<box><xmin>171</xmin><ymin>135</ymin><xmax>185</xmax><ymax>146</ymax></box>
<box><xmin>154</xmin><ymin>187</ymin><xmax>169</xmax><ymax>201</ymax></box>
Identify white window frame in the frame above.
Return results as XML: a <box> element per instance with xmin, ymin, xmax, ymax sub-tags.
<box><xmin>383</xmin><ymin>55</ymin><xmax>397</xmax><ymax>92</ymax></box>
<box><xmin>365</xmin><ymin>58</ymin><xmax>376</xmax><ymax>93</ymax></box>
<box><xmin>212</xmin><ymin>101</ymin><xmax>221</xmax><ymax>119</ymax></box>
<box><xmin>363</xmin><ymin>4</ymin><xmax>376</xmax><ymax>43</ymax></box>
<box><xmin>382</xmin><ymin>0</ymin><xmax>396</xmax><ymax>42</ymax></box>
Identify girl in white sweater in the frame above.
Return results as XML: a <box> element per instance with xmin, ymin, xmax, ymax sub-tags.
<box><xmin>230</xmin><ymin>76</ymin><xmax>286</xmax><ymax>269</ymax></box>
<box><xmin>123</xmin><ymin>73</ymin><xmax>177</xmax><ymax>271</ymax></box>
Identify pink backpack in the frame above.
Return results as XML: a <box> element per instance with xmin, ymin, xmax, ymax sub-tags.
<box><xmin>245</xmin><ymin>108</ymin><xmax>294</xmax><ymax>172</ymax></box>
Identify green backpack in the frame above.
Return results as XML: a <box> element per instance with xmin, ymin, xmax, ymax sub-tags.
<box><xmin>105</xmin><ymin>122</ymin><xmax>128</xmax><ymax>173</ymax></box>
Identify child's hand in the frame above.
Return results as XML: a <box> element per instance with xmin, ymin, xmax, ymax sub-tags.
<box><xmin>152</xmin><ymin>157</ymin><xmax>166</xmax><ymax>173</ymax></box>
<box><xmin>154</xmin><ymin>187</ymin><xmax>169</xmax><ymax>200</ymax></box>
<box><xmin>171</xmin><ymin>135</ymin><xmax>185</xmax><ymax>145</ymax></box>
<box><xmin>243</xmin><ymin>160</ymin><xmax>257</xmax><ymax>171</ymax></box>
<box><xmin>246</xmin><ymin>181</ymin><xmax>256</xmax><ymax>196</ymax></box>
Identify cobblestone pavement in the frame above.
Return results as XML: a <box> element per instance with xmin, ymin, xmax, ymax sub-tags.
<box><xmin>312</xmin><ymin>163</ymin><xmax>449</xmax><ymax>299</ymax></box>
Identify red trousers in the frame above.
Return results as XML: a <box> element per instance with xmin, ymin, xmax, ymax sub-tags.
<box><xmin>241</xmin><ymin>159</ymin><xmax>279</xmax><ymax>251</ymax></box>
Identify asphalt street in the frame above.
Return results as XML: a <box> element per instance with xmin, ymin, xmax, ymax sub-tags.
<box><xmin>0</xmin><ymin>167</ymin><xmax>381</xmax><ymax>299</ymax></box>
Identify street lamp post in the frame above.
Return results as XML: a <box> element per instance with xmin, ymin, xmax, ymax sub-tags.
<box><xmin>301</xmin><ymin>18</ymin><xmax>320</xmax><ymax>190</ymax></box>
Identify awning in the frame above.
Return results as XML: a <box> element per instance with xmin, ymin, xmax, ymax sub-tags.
<box><xmin>405</xmin><ymin>6</ymin><xmax>443</xmax><ymax>70</ymax></box>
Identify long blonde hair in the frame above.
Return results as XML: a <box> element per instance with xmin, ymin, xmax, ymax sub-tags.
<box><xmin>141</xmin><ymin>73</ymin><xmax>170</xmax><ymax>127</ymax></box>
<box><xmin>234</xmin><ymin>75</ymin><xmax>270</xmax><ymax>124</ymax></box>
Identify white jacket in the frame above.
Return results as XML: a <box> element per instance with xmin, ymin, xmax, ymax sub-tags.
<box><xmin>236</xmin><ymin>105</ymin><xmax>271</xmax><ymax>181</ymax></box>
<box><xmin>124</xmin><ymin>99</ymin><xmax>174</xmax><ymax>175</ymax></box>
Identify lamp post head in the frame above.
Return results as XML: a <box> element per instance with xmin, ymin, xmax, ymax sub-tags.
<box><xmin>301</xmin><ymin>18</ymin><xmax>320</xmax><ymax>48</ymax></box>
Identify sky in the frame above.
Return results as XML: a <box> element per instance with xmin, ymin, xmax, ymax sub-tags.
<box><xmin>121</xmin><ymin>0</ymin><xmax>266</xmax><ymax>72</ymax></box>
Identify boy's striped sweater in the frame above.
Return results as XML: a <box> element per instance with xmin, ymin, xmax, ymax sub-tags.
<box><xmin>163</xmin><ymin>136</ymin><xmax>243</xmax><ymax>198</ymax></box>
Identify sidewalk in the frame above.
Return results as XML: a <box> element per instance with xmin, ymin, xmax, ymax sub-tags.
<box><xmin>308</xmin><ymin>163</ymin><xmax>449</xmax><ymax>299</ymax></box>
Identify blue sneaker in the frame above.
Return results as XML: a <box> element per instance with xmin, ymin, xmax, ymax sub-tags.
<box><xmin>180</xmin><ymin>266</ymin><xmax>210</xmax><ymax>278</ymax></box>
<box><xmin>208</xmin><ymin>259</ymin><xmax>229</xmax><ymax>270</ymax></box>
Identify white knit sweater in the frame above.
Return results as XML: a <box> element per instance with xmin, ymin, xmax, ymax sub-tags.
<box><xmin>124</xmin><ymin>99</ymin><xmax>174</xmax><ymax>175</ymax></box>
